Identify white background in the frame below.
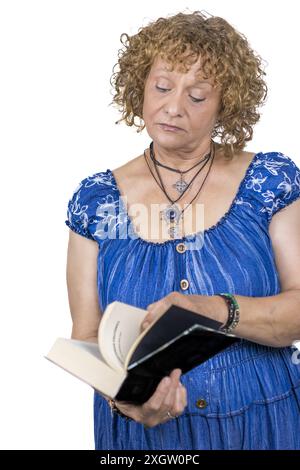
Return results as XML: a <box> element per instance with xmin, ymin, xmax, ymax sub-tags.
<box><xmin>0</xmin><ymin>0</ymin><xmax>299</xmax><ymax>450</ymax></box>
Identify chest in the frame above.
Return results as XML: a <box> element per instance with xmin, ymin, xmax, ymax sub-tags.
<box><xmin>129</xmin><ymin>189</ymin><xmax>235</xmax><ymax>242</ymax></box>
<box><xmin>114</xmin><ymin>159</ymin><xmax>252</xmax><ymax>243</ymax></box>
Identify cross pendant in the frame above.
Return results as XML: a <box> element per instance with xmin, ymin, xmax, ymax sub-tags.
<box><xmin>172</xmin><ymin>178</ymin><xmax>189</xmax><ymax>194</ymax></box>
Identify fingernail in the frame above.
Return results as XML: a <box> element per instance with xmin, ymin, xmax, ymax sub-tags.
<box><xmin>163</xmin><ymin>377</ymin><xmax>170</xmax><ymax>386</ymax></box>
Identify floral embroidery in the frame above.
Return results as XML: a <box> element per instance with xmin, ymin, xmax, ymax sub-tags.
<box><xmin>84</xmin><ymin>172</ymin><xmax>116</xmax><ymax>188</ymax></box>
<box><xmin>94</xmin><ymin>195</ymin><xmax>124</xmax><ymax>239</ymax></box>
<box><xmin>263</xmin><ymin>159</ymin><xmax>290</xmax><ymax>176</ymax></box>
<box><xmin>252</xmin><ymin>157</ymin><xmax>265</xmax><ymax>168</ymax></box>
<box><xmin>259</xmin><ymin>198</ymin><xmax>283</xmax><ymax>218</ymax></box>
<box><xmin>235</xmin><ymin>197</ymin><xmax>253</xmax><ymax>208</ymax></box>
<box><xmin>277</xmin><ymin>171</ymin><xmax>294</xmax><ymax>199</ymax></box>
<box><xmin>66</xmin><ymin>172</ymin><xmax>110</xmax><ymax>239</ymax></box>
<box><xmin>67</xmin><ymin>190</ymin><xmax>89</xmax><ymax>234</ymax></box>
<box><xmin>245</xmin><ymin>172</ymin><xmax>267</xmax><ymax>192</ymax></box>
<box><xmin>257</xmin><ymin>157</ymin><xmax>300</xmax><ymax>219</ymax></box>
<box><xmin>261</xmin><ymin>190</ymin><xmax>275</xmax><ymax>204</ymax></box>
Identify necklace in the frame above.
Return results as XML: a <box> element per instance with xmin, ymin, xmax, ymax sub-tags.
<box><xmin>149</xmin><ymin>140</ymin><xmax>212</xmax><ymax>204</ymax></box>
<box><xmin>149</xmin><ymin>142</ymin><xmax>211</xmax><ymax>194</ymax></box>
<box><xmin>143</xmin><ymin>140</ymin><xmax>215</xmax><ymax>239</ymax></box>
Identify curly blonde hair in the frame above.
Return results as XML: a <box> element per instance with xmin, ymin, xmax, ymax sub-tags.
<box><xmin>110</xmin><ymin>10</ymin><xmax>268</xmax><ymax>158</ymax></box>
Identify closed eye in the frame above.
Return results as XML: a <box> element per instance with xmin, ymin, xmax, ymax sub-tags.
<box><xmin>155</xmin><ymin>86</ymin><xmax>206</xmax><ymax>103</ymax></box>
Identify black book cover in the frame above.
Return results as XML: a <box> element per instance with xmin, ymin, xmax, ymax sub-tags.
<box><xmin>115</xmin><ymin>304</ymin><xmax>239</xmax><ymax>404</ymax></box>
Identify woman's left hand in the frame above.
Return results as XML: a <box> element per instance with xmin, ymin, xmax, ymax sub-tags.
<box><xmin>141</xmin><ymin>291</ymin><xmax>228</xmax><ymax>332</ymax></box>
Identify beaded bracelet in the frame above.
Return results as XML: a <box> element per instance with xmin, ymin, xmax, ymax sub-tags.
<box><xmin>108</xmin><ymin>398</ymin><xmax>133</xmax><ymax>421</ymax></box>
<box><xmin>217</xmin><ymin>293</ymin><xmax>240</xmax><ymax>334</ymax></box>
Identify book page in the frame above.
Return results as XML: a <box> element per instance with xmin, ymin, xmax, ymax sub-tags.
<box><xmin>98</xmin><ymin>301</ymin><xmax>148</xmax><ymax>371</ymax></box>
<box><xmin>45</xmin><ymin>338</ymin><xmax>127</xmax><ymax>398</ymax></box>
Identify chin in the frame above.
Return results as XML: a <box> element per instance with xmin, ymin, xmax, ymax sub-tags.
<box><xmin>151</xmin><ymin>129</ymin><xmax>186</xmax><ymax>146</ymax></box>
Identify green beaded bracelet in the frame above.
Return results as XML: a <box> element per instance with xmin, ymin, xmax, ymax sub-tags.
<box><xmin>217</xmin><ymin>293</ymin><xmax>240</xmax><ymax>334</ymax></box>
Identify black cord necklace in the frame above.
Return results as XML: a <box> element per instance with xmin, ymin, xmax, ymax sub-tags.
<box><xmin>143</xmin><ymin>140</ymin><xmax>215</xmax><ymax>239</ymax></box>
<box><xmin>149</xmin><ymin>141</ymin><xmax>212</xmax><ymax>194</ymax></box>
<box><xmin>150</xmin><ymin>140</ymin><xmax>213</xmax><ymax>204</ymax></box>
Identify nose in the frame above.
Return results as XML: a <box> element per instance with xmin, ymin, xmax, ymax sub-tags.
<box><xmin>163</xmin><ymin>91</ymin><xmax>184</xmax><ymax>117</ymax></box>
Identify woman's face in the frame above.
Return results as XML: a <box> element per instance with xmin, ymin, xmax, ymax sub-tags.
<box><xmin>142</xmin><ymin>55</ymin><xmax>221</xmax><ymax>152</ymax></box>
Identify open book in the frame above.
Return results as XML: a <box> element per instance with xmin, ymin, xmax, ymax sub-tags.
<box><xmin>46</xmin><ymin>301</ymin><xmax>238</xmax><ymax>404</ymax></box>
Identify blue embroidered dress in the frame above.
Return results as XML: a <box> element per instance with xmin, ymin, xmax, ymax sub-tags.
<box><xmin>65</xmin><ymin>150</ymin><xmax>300</xmax><ymax>450</ymax></box>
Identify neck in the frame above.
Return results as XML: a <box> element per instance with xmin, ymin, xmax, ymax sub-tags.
<box><xmin>152</xmin><ymin>139</ymin><xmax>216</xmax><ymax>171</ymax></box>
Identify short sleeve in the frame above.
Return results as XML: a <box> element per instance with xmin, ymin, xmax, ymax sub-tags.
<box><xmin>65</xmin><ymin>170</ymin><xmax>115</xmax><ymax>240</ymax></box>
<box><xmin>264</xmin><ymin>153</ymin><xmax>300</xmax><ymax>220</ymax></box>
<box><xmin>245</xmin><ymin>152</ymin><xmax>300</xmax><ymax>222</ymax></box>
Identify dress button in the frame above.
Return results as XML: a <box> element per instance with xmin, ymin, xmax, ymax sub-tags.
<box><xmin>180</xmin><ymin>279</ymin><xmax>189</xmax><ymax>290</ymax></box>
<box><xmin>176</xmin><ymin>243</ymin><xmax>187</xmax><ymax>254</ymax></box>
<box><xmin>196</xmin><ymin>398</ymin><xmax>208</xmax><ymax>409</ymax></box>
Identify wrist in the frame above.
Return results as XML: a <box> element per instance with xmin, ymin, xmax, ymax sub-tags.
<box><xmin>212</xmin><ymin>295</ymin><xmax>230</xmax><ymax>324</ymax></box>
<box><xmin>107</xmin><ymin>398</ymin><xmax>133</xmax><ymax>421</ymax></box>
<box><xmin>216</xmin><ymin>293</ymin><xmax>240</xmax><ymax>334</ymax></box>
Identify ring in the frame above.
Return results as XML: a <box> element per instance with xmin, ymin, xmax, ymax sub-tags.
<box><xmin>166</xmin><ymin>411</ymin><xmax>176</xmax><ymax>419</ymax></box>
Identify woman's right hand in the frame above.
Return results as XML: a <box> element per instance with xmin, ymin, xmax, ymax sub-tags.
<box><xmin>110</xmin><ymin>368</ymin><xmax>187</xmax><ymax>428</ymax></box>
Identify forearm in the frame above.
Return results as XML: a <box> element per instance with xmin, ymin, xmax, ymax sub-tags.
<box><xmin>212</xmin><ymin>290</ymin><xmax>300</xmax><ymax>347</ymax></box>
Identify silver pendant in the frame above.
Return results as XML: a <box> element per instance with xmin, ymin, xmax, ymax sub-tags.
<box><xmin>172</xmin><ymin>173</ymin><xmax>191</xmax><ymax>194</ymax></box>
<box><xmin>168</xmin><ymin>225</ymin><xmax>181</xmax><ymax>239</ymax></box>
<box><xmin>172</xmin><ymin>179</ymin><xmax>189</xmax><ymax>193</ymax></box>
<box><xmin>160</xmin><ymin>204</ymin><xmax>182</xmax><ymax>239</ymax></box>
<box><xmin>160</xmin><ymin>203</ymin><xmax>182</xmax><ymax>224</ymax></box>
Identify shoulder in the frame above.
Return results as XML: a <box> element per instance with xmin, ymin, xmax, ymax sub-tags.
<box><xmin>68</xmin><ymin>169</ymin><xmax>120</xmax><ymax>209</ymax></box>
<box><xmin>65</xmin><ymin>169</ymin><xmax>119</xmax><ymax>240</ymax></box>
<box><xmin>72</xmin><ymin>169</ymin><xmax>117</xmax><ymax>197</ymax></box>
<box><xmin>247</xmin><ymin>150</ymin><xmax>300</xmax><ymax>192</ymax></box>
<box><xmin>250</xmin><ymin>150</ymin><xmax>299</xmax><ymax>175</ymax></box>
<box><xmin>245</xmin><ymin>150</ymin><xmax>300</xmax><ymax>220</ymax></box>
<box><xmin>111</xmin><ymin>154</ymin><xmax>145</xmax><ymax>181</ymax></box>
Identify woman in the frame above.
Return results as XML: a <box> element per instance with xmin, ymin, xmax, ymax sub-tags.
<box><xmin>65</xmin><ymin>11</ymin><xmax>300</xmax><ymax>450</ymax></box>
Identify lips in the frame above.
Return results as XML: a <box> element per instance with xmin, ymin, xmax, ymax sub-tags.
<box><xmin>158</xmin><ymin>123</ymin><xmax>183</xmax><ymax>131</ymax></box>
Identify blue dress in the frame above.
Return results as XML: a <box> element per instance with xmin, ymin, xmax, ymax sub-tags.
<box><xmin>65</xmin><ymin>150</ymin><xmax>300</xmax><ymax>450</ymax></box>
